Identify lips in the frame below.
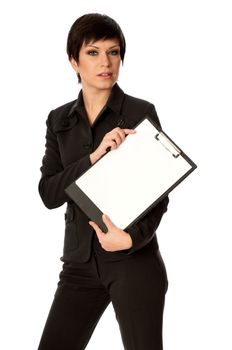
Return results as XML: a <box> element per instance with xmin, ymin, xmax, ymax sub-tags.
<box><xmin>97</xmin><ymin>72</ymin><xmax>112</xmax><ymax>76</ymax></box>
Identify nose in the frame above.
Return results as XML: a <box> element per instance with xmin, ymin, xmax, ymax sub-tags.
<box><xmin>100</xmin><ymin>52</ymin><xmax>111</xmax><ymax>67</ymax></box>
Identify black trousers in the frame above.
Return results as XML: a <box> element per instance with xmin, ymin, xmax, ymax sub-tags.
<box><xmin>37</xmin><ymin>234</ymin><xmax>168</xmax><ymax>350</ymax></box>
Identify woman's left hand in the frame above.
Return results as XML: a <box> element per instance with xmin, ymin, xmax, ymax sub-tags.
<box><xmin>89</xmin><ymin>214</ymin><xmax>133</xmax><ymax>252</ymax></box>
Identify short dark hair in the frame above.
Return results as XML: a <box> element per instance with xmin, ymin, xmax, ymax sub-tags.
<box><xmin>66</xmin><ymin>13</ymin><xmax>126</xmax><ymax>83</ymax></box>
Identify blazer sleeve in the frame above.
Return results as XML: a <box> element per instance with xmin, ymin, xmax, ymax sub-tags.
<box><xmin>125</xmin><ymin>103</ymin><xmax>169</xmax><ymax>254</ymax></box>
<box><xmin>38</xmin><ymin>110</ymin><xmax>92</xmax><ymax>209</ymax></box>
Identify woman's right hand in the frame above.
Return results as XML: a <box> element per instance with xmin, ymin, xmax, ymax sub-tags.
<box><xmin>90</xmin><ymin>127</ymin><xmax>136</xmax><ymax>165</ymax></box>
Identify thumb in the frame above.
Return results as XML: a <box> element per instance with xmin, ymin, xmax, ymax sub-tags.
<box><xmin>95</xmin><ymin>228</ymin><xmax>105</xmax><ymax>242</ymax></box>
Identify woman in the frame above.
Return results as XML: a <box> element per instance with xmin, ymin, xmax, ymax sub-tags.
<box><xmin>38</xmin><ymin>13</ymin><xmax>169</xmax><ymax>350</ymax></box>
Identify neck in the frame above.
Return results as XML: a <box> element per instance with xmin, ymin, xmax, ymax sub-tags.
<box><xmin>81</xmin><ymin>85</ymin><xmax>114</xmax><ymax>112</ymax></box>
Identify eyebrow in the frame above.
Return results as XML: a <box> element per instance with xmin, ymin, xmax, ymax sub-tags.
<box><xmin>86</xmin><ymin>45</ymin><xmax>120</xmax><ymax>49</ymax></box>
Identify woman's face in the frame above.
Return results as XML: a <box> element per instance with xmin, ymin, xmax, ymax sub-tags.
<box><xmin>70</xmin><ymin>38</ymin><xmax>121</xmax><ymax>92</ymax></box>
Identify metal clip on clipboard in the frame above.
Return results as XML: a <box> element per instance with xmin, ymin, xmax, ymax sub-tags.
<box><xmin>155</xmin><ymin>132</ymin><xmax>181</xmax><ymax>158</ymax></box>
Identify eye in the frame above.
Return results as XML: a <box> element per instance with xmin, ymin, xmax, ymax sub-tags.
<box><xmin>109</xmin><ymin>50</ymin><xmax>120</xmax><ymax>56</ymax></box>
<box><xmin>87</xmin><ymin>50</ymin><xmax>98</xmax><ymax>56</ymax></box>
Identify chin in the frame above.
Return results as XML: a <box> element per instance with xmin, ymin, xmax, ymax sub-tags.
<box><xmin>96</xmin><ymin>80</ymin><xmax>116</xmax><ymax>90</ymax></box>
<box><xmin>83</xmin><ymin>78</ymin><xmax>117</xmax><ymax>91</ymax></box>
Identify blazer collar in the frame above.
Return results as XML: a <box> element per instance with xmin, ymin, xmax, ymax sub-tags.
<box><xmin>67</xmin><ymin>83</ymin><xmax>125</xmax><ymax>119</ymax></box>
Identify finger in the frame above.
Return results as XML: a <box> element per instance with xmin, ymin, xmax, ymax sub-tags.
<box><xmin>122</xmin><ymin>128</ymin><xmax>136</xmax><ymax>134</ymax></box>
<box><xmin>89</xmin><ymin>220</ymin><xmax>101</xmax><ymax>234</ymax></box>
<box><xmin>113</xmin><ymin>128</ymin><xmax>126</xmax><ymax>142</ymax></box>
<box><xmin>117</xmin><ymin>129</ymin><xmax>126</xmax><ymax>142</ymax></box>
<box><xmin>89</xmin><ymin>221</ymin><xmax>105</xmax><ymax>240</ymax></box>
<box><xmin>112</xmin><ymin>132</ymin><xmax>123</xmax><ymax>146</ymax></box>
<box><xmin>108</xmin><ymin>130</ymin><xmax>124</xmax><ymax>146</ymax></box>
<box><xmin>115</xmin><ymin>129</ymin><xmax>127</xmax><ymax>144</ymax></box>
<box><xmin>108</xmin><ymin>140</ymin><xmax>117</xmax><ymax>150</ymax></box>
<box><xmin>102</xmin><ymin>214</ymin><xmax>115</xmax><ymax>230</ymax></box>
<box><xmin>111</xmin><ymin>129</ymin><xmax>134</xmax><ymax>149</ymax></box>
<box><xmin>95</xmin><ymin>229</ymin><xmax>105</xmax><ymax>242</ymax></box>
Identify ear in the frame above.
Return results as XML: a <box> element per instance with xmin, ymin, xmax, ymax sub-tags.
<box><xmin>69</xmin><ymin>56</ymin><xmax>79</xmax><ymax>73</ymax></box>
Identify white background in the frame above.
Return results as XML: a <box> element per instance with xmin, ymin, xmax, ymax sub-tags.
<box><xmin>1</xmin><ymin>0</ymin><xmax>231</xmax><ymax>349</ymax></box>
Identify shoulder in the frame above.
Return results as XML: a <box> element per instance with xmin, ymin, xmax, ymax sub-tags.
<box><xmin>122</xmin><ymin>91</ymin><xmax>161</xmax><ymax>128</ymax></box>
<box><xmin>124</xmin><ymin>90</ymin><xmax>152</xmax><ymax>108</ymax></box>
<box><xmin>122</xmin><ymin>90</ymin><xmax>157</xmax><ymax>117</ymax></box>
<box><xmin>51</xmin><ymin>99</ymin><xmax>76</xmax><ymax>115</ymax></box>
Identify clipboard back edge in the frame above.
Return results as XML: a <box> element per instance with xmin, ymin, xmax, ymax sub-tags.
<box><xmin>65</xmin><ymin>183</ymin><xmax>108</xmax><ymax>233</ymax></box>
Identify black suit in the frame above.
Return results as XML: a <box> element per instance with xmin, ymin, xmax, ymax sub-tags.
<box><xmin>38</xmin><ymin>83</ymin><xmax>169</xmax><ymax>350</ymax></box>
<box><xmin>38</xmin><ymin>83</ymin><xmax>169</xmax><ymax>263</ymax></box>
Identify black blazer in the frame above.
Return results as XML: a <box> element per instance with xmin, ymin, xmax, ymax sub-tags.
<box><xmin>38</xmin><ymin>83</ymin><xmax>169</xmax><ymax>263</ymax></box>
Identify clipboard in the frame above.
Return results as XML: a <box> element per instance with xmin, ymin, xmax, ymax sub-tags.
<box><xmin>65</xmin><ymin>116</ymin><xmax>197</xmax><ymax>233</ymax></box>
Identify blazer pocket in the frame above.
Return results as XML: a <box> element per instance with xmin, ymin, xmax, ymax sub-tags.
<box><xmin>63</xmin><ymin>206</ymin><xmax>78</xmax><ymax>251</ymax></box>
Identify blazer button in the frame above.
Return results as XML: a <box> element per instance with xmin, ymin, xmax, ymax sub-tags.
<box><xmin>117</xmin><ymin>119</ymin><xmax>125</xmax><ymax>127</ymax></box>
<box><xmin>83</xmin><ymin>143</ymin><xmax>92</xmax><ymax>149</ymax></box>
